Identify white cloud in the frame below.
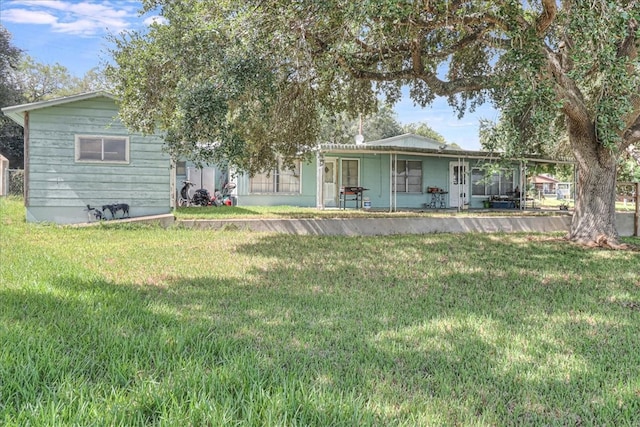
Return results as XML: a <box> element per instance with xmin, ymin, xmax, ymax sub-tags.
<box><xmin>3</xmin><ymin>0</ymin><xmax>140</xmax><ymax>36</ymax></box>
<box><xmin>1</xmin><ymin>9</ymin><xmax>59</xmax><ymax>25</ymax></box>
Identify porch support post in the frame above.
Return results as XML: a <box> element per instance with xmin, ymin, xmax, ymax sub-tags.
<box><xmin>457</xmin><ymin>157</ymin><xmax>462</xmax><ymax>212</ymax></box>
<box><xmin>394</xmin><ymin>153</ymin><xmax>398</xmax><ymax>212</ymax></box>
<box><xmin>520</xmin><ymin>161</ymin><xmax>525</xmax><ymax>210</ymax></box>
<box><xmin>389</xmin><ymin>154</ymin><xmax>393</xmax><ymax>212</ymax></box>
<box><xmin>316</xmin><ymin>150</ymin><xmax>324</xmax><ymax>210</ymax></box>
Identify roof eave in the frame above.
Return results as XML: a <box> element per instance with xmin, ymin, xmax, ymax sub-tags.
<box><xmin>319</xmin><ymin>143</ymin><xmax>573</xmax><ymax>164</ymax></box>
<box><xmin>1</xmin><ymin>91</ymin><xmax>117</xmax><ymax>127</ymax></box>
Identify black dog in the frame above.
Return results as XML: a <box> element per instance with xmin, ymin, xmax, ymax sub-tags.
<box><xmin>85</xmin><ymin>204</ymin><xmax>103</xmax><ymax>221</ymax></box>
<box><xmin>102</xmin><ymin>203</ymin><xmax>130</xmax><ymax>219</ymax></box>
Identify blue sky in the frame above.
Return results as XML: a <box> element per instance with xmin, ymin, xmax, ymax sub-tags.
<box><xmin>1</xmin><ymin>0</ymin><xmax>497</xmax><ymax>150</ymax></box>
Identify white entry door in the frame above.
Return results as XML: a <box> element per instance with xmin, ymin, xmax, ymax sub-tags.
<box><xmin>323</xmin><ymin>159</ymin><xmax>338</xmax><ymax>207</ymax></box>
<box><xmin>449</xmin><ymin>162</ymin><xmax>469</xmax><ymax>208</ymax></box>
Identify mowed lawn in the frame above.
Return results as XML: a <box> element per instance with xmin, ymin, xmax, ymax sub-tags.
<box><xmin>1</xmin><ymin>197</ymin><xmax>639</xmax><ymax>426</ymax></box>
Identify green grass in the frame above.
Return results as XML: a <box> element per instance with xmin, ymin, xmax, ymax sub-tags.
<box><xmin>174</xmin><ymin>205</ymin><xmax>572</xmax><ymax>220</ymax></box>
<box><xmin>535</xmin><ymin>197</ymin><xmax>638</xmax><ymax>212</ymax></box>
<box><xmin>1</xmin><ymin>196</ymin><xmax>639</xmax><ymax>426</ymax></box>
<box><xmin>174</xmin><ymin>198</ymin><xmax>638</xmax><ymax>220</ymax></box>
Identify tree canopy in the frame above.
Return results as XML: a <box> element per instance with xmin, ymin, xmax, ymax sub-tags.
<box><xmin>1</xmin><ymin>25</ymin><xmax>114</xmax><ymax>168</ymax></box>
<box><xmin>111</xmin><ymin>0</ymin><xmax>640</xmax><ymax>246</ymax></box>
<box><xmin>318</xmin><ymin>105</ymin><xmax>446</xmax><ymax>145</ymax></box>
<box><xmin>0</xmin><ymin>25</ymin><xmax>25</xmax><ymax>168</ymax></box>
<box><xmin>13</xmin><ymin>57</ymin><xmax>111</xmax><ymax>103</ymax></box>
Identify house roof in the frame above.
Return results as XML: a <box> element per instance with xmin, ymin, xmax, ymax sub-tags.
<box><xmin>531</xmin><ymin>174</ymin><xmax>559</xmax><ymax>184</ymax></box>
<box><xmin>320</xmin><ymin>136</ymin><xmax>574</xmax><ymax>165</ymax></box>
<box><xmin>364</xmin><ymin>133</ymin><xmax>448</xmax><ymax>150</ymax></box>
<box><xmin>1</xmin><ymin>91</ymin><xmax>116</xmax><ymax>127</ymax></box>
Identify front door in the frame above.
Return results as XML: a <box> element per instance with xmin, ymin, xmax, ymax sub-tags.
<box><xmin>449</xmin><ymin>162</ymin><xmax>469</xmax><ymax>208</ymax></box>
<box><xmin>323</xmin><ymin>159</ymin><xmax>338</xmax><ymax>207</ymax></box>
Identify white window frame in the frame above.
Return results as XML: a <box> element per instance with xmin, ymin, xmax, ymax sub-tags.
<box><xmin>471</xmin><ymin>167</ymin><xmax>516</xmax><ymax>197</ymax></box>
<box><xmin>392</xmin><ymin>159</ymin><xmax>422</xmax><ymax>193</ymax></box>
<box><xmin>340</xmin><ymin>158</ymin><xmax>360</xmax><ymax>187</ymax></box>
<box><xmin>75</xmin><ymin>135</ymin><xmax>130</xmax><ymax>164</ymax></box>
<box><xmin>249</xmin><ymin>159</ymin><xmax>302</xmax><ymax>194</ymax></box>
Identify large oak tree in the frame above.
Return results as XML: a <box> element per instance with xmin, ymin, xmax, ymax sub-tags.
<box><xmin>110</xmin><ymin>0</ymin><xmax>640</xmax><ymax>246</ymax></box>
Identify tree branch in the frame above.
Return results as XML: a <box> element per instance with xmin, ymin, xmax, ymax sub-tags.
<box><xmin>543</xmin><ymin>46</ymin><xmax>590</xmax><ymax>127</ymax></box>
<box><xmin>335</xmin><ymin>52</ymin><xmax>489</xmax><ymax>95</ymax></box>
<box><xmin>536</xmin><ymin>0</ymin><xmax>557</xmax><ymax>35</ymax></box>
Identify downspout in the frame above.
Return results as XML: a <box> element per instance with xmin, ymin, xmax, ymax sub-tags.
<box><xmin>170</xmin><ymin>157</ymin><xmax>176</xmax><ymax>209</ymax></box>
<box><xmin>23</xmin><ymin>111</ymin><xmax>29</xmax><ymax>206</ymax></box>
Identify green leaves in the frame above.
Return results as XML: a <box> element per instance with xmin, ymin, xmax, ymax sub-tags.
<box><xmin>110</xmin><ymin>0</ymin><xmax>640</xmax><ymax>187</ymax></box>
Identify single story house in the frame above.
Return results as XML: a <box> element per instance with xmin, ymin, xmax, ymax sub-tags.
<box><xmin>3</xmin><ymin>91</ymin><xmax>573</xmax><ymax>224</ymax></box>
<box><xmin>1</xmin><ymin>91</ymin><xmax>171</xmax><ymax>224</ymax></box>
<box><xmin>181</xmin><ymin>134</ymin><xmax>573</xmax><ymax>211</ymax></box>
<box><xmin>530</xmin><ymin>174</ymin><xmax>574</xmax><ymax>199</ymax></box>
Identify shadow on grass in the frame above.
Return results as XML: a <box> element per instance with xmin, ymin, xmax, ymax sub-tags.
<box><xmin>227</xmin><ymin>233</ymin><xmax>640</xmax><ymax>424</ymax></box>
<box><xmin>2</xmin><ymin>232</ymin><xmax>639</xmax><ymax>425</ymax></box>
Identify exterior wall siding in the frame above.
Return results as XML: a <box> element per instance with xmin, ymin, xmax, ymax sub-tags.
<box><xmin>325</xmin><ymin>153</ymin><xmax>469</xmax><ymax>210</ymax></box>
<box><xmin>188</xmin><ymin>153</ymin><xmax>524</xmax><ymax>211</ymax></box>
<box><xmin>25</xmin><ymin>96</ymin><xmax>171</xmax><ymax>224</ymax></box>
<box><xmin>173</xmin><ymin>141</ymin><xmax>525</xmax><ymax>211</ymax></box>
<box><xmin>234</xmin><ymin>159</ymin><xmax>317</xmax><ymax>207</ymax></box>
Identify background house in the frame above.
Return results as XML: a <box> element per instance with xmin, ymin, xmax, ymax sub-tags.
<box><xmin>2</xmin><ymin>92</ymin><xmax>171</xmax><ymax>224</ymax></box>
<box><xmin>530</xmin><ymin>174</ymin><xmax>573</xmax><ymax>199</ymax></box>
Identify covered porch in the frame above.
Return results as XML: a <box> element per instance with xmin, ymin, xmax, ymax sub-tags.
<box><xmin>315</xmin><ymin>135</ymin><xmax>574</xmax><ymax>213</ymax></box>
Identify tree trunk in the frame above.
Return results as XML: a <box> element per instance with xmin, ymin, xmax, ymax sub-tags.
<box><xmin>568</xmin><ymin>131</ymin><xmax>622</xmax><ymax>247</ymax></box>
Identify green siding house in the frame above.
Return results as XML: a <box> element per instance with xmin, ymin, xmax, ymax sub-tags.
<box><xmin>2</xmin><ymin>92</ymin><xmax>171</xmax><ymax>224</ymax></box>
<box><xmin>214</xmin><ymin>134</ymin><xmax>570</xmax><ymax>211</ymax></box>
<box><xmin>4</xmin><ymin>91</ymin><xmax>571</xmax><ymax>223</ymax></box>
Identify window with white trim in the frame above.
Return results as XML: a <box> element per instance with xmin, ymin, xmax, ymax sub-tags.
<box><xmin>471</xmin><ymin>168</ymin><xmax>515</xmax><ymax>196</ymax></box>
<box><xmin>393</xmin><ymin>160</ymin><xmax>422</xmax><ymax>192</ymax></box>
<box><xmin>75</xmin><ymin>135</ymin><xmax>129</xmax><ymax>163</ymax></box>
<box><xmin>250</xmin><ymin>160</ymin><xmax>301</xmax><ymax>193</ymax></box>
<box><xmin>341</xmin><ymin>159</ymin><xmax>359</xmax><ymax>187</ymax></box>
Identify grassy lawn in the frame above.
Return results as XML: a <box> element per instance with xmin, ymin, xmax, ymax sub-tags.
<box><xmin>535</xmin><ymin>197</ymin><xmax>638</xmax><ymax>212</ymax></box>
<box><xmin>1</xmin><ymin>197</ymin><xmax>639</xmax><ymax>426</ymax></box>
<box><xmin>174</xmin><ymin>205</ymin><xmax>573</xmax><ymax>220</ymax></box>
<box><xmin>173</xmin><ymin>199</ymin><xmax>637</xmax><ymax>220</ymax></box>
